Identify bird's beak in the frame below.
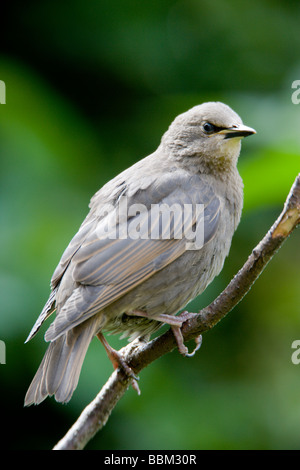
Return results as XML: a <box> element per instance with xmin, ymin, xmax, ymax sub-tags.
<box><xmin>219</xmin><ymin>125</ymin><xmax>256</xmax><ymax>139</ymax></box>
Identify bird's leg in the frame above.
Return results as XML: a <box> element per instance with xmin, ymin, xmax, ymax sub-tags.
<box><xmin>130</xmin><ymin>310</ymin><xmax>202</xmax><ymax>357</ymax></box>
<box><xmin>97</xmin><ymin>332</ymin><xmax>140</xmax><ymax>394</ymax></box>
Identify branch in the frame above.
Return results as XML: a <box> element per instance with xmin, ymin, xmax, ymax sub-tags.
<box><xmin>53</xmin><ymin>173</ymin><xmax>300</xmax><ymax>450</ymax></box>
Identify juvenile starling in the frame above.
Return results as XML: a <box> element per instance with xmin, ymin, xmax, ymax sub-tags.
<box><xmin>24</xmin><ymin>102</ymin><xmax>255</xmax><ymax>405</ymax></box>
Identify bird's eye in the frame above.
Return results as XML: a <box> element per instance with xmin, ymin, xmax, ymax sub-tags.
<box><xmin>203</xmin><ymin>122</ymin><xmax>216</xmax><ymax>134</ymax></box>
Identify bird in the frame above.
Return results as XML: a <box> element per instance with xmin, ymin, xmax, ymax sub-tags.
<box><xmin>24</xmin><ymin>101</ymin><xmax>255</xmax><ymax>405</ymax></box>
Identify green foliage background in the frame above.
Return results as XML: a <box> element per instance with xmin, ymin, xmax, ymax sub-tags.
<box><xmin>0</xmin><ymin>0</ymin><xmax>299</xmax><ymax>450</ymax></box>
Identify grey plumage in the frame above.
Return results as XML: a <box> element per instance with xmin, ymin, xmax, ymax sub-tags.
<box><xmin>24</xmin><ymin>102</ymin><xmax>255</xmax><ymax>405</ymax></box>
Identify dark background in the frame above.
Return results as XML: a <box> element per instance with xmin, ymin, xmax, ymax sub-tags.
<box><xmin>0</xmin><ymin>0</ymin><xmax>300</xmax><ymax>450</ymax></box>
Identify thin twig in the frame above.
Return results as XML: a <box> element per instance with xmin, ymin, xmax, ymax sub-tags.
<box><xmin>53</xmin><ymin>173</ymin><xmax>300</xmax><ymax>450</ymax></box>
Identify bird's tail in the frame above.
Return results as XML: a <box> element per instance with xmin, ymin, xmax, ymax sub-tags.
<box><xmin>24</xmin><ymin>319</ymin><xmax>97</xmax><ymax>406</ymax></box>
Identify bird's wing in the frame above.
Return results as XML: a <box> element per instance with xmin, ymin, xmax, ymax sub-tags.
<box><xmin>25</xmin><ymin>289</ymin><xmax>57</xmax><ymax>343</ymax></box>
<box><xmin>48</xmin><ymin>158</ymin><xmax>159</xmax><ymax>290</ymax></box>
<box><xmin>25</xmin><ymin>183</ymin><xmax>128</xmax><ymax>343</ymax></box>
<box><xmin>43</xmin><ymin>171</ymin><xmax>221</xmax><ymax>341</ymax></box>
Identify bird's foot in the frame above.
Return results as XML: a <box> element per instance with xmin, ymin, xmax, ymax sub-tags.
<box><xmin>171</xmin><ymin>311</ymin><xmax>202</xmax><ymax>357</ymax></box>
<box><xmin>131</xmin><ymin>309</ymin><xmax>202</xmax><ymax>358</ymax></box>
<box><xmin>97</xmin><ymin>332</ymin><xmax>140</xmax><ymax>394</ymax></box>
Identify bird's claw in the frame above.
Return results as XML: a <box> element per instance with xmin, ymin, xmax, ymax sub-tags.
<box><xmin>171</xmin><ymin>311</ymin><xmax>202</xmax><ymax>358</ymax></box>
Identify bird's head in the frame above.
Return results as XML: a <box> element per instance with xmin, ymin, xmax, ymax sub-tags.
<box><xmin>161</xmin><ymin>102</ymin><xmax>256</xmax><ymax>174</ymax></box>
